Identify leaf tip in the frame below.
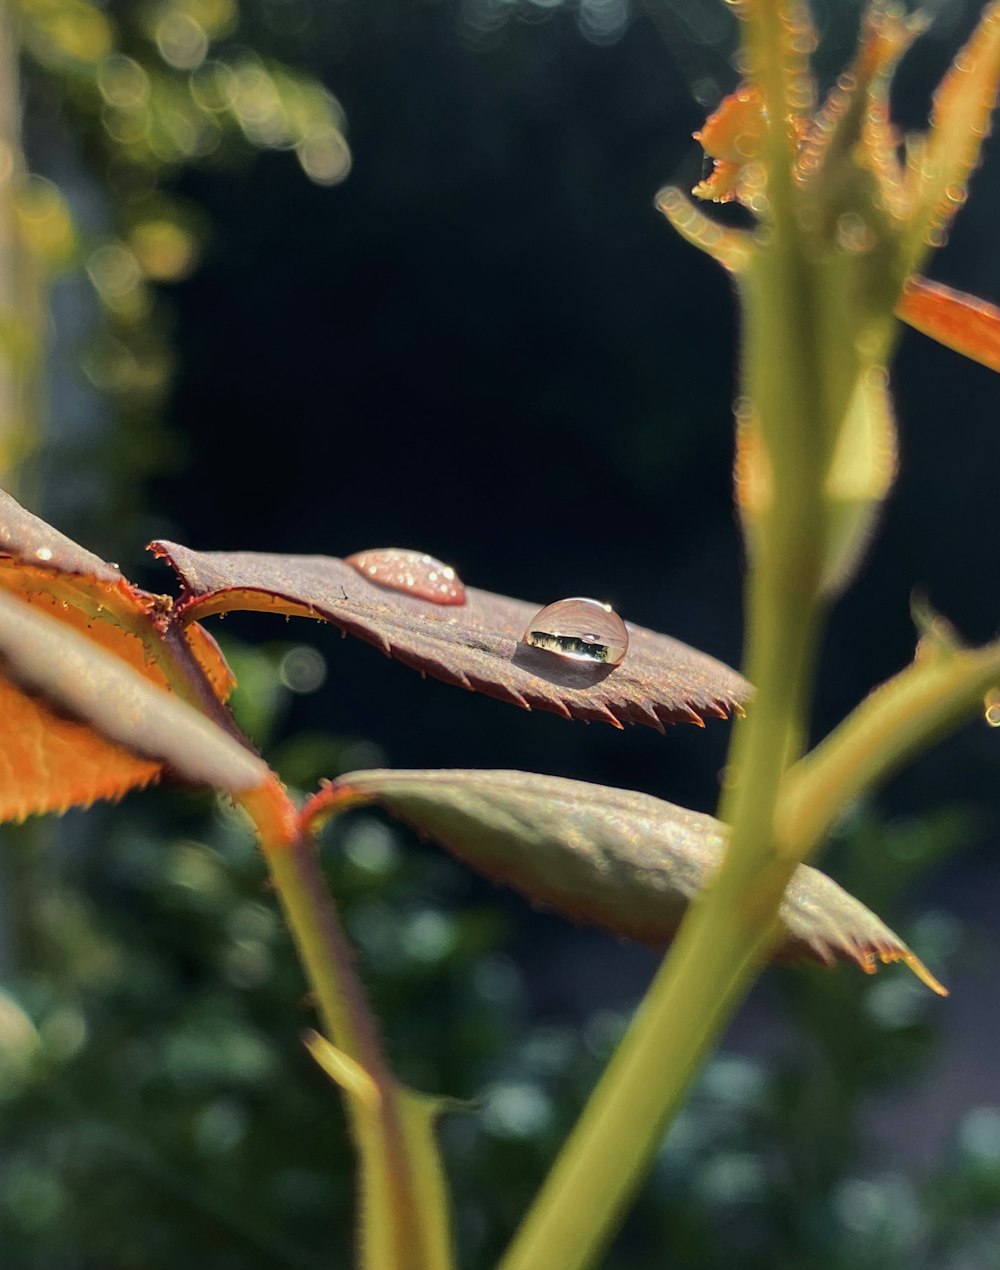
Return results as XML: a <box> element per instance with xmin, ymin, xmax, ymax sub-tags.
<box><xmin>303</xmin><ymin>1030</ymin><xmax>383</xmax><ymax>1108</ymax></box>
<box><xmin>900</xmin><ymin>951</ymin><xmax>950</xmax><ymax>997</ymax></box>
<box><xmin>863</xmin><ymin>947</ymin><xmax>949</xmax><ymax>996</ymax></box>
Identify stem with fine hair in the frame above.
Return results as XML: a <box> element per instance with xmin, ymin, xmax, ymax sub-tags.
<box><xmin>499</xmin><ymin>6</ymin><xmax>839</xmax><ymax>1265</ymax></box>
<box><xmin>147</xmin><ymin>621</ymin><xmax>456</xmax><ymax>1270</ymax></box>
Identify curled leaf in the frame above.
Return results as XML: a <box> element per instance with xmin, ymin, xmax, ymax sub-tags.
<box><xmin>0</xmin><ymin>487</ymin><xmax>127</xmax><ymax>587</ymax></box>
<box><xmin>0</xmin><ymin>589</ymin><xmax>267</xmax><ymax>820</ymax></box>
<box><xmin>151</xmin><ymin>542</ymin><xmax>750</xmax><ymax>729</ymax></box>
<box><xmin>327</xmin><ymin>768</ymin><xmax>946</xmax><ymax>993</ymax></box>
<box><xmin>0</xmin><ymin>487</ymin><xmax>234</xmax><ymax>700</ymax></box>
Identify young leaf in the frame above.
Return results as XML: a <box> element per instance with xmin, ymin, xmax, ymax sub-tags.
<box><xmin>306</xmin><ymin>1032</ymin><xmax>455</xmax><ymax>1270</ymax></box>
<box><xmin>896</xmin><ymin>276</ymin><xmax>1000</xmax><ymax>375</ymax></box>
<box><xmin>0</xmin><ymin>589</ymin><xmax>267</xmax><ymax>821</ymax></box>
<box><xmin>323</xmin><ymin>768</ymin><xmax>945</xmax><ymax>992</ymax></box>
<box><xmin>151</xmin><ymin>542</ymin><xmax>750</xmax><ymax>729</ymax></box>
<box><xmin>905</xmin><ymin>0</ymin><xmax>1000</xmax><ymax>265</ymax></box>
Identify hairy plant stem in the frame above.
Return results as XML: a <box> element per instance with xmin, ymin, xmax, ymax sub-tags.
<box><xmin>499</xmin><ymin>8</ymin><xmax>836</xmax><ymax>1265</ymax></box>
<box><xmin>498</xmin><ymin>564</ymin><xmax>823</xmax><ymax>1270</ymax></box>
<box><xmin>252</xmin><ymin>806</ymin><xmax>451</xmax><ymax>1270</ymax></box>
<box><xmin>150</xmin><ymin>624</ymin><xmax>454</xmax><ymax>1270</ymax></box>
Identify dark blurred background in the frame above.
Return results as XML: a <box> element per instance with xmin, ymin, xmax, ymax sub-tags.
<box><xmin>2</xmin><ymin>0</ymin><xmax>1000</xmax><ymax>1266</ymax></box>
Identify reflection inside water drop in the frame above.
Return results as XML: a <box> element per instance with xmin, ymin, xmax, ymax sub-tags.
<box><xmin>523</xmin><ymin>597</ymin><xmax>628</xmax><ymax>667</ymax></box>
<box><xmin>345</xmin><ymin>547</ymin><xmax>466</xmax><ymax>605</ymax></box>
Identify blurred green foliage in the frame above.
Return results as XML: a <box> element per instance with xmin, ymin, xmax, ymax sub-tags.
<box><xmin>6</xmin><ymin>0</ymin><xmax>349</xmax><ymax>508</ymax></box>
<box><xmin>0</xmin><ymin>641</ymin><xmax>996</xmax><ymax>1268</ymax></box>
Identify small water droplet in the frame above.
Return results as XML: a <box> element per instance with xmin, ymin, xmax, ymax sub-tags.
<box><xmin>346</xmin><ymin>548</ymin><xmax>466</xmax><ymax>605</ymax></box>
<box><xmin>35</xmin><ymin>547</ymin><xmax>53</xmax><ymax>562</ymax></box>
<box><xmin>522</xmin><ymin>597</ymin><xmax>628</xmax><ymax>667</ymax></box>
<box><xmin>984</xmin><ymin>689</ymin><xmax>1000</xmax><ymax>728</ymax></box>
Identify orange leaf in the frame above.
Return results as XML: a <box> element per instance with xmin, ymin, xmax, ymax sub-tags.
<box><xmin>0</xmin><ymin>589</ymin><xmax>266</xmax><ymax>823</ymax></box>
<box><xmin>0</xmin><ymin>678</ymin><xmax>163</xmax><ymax>822</ymax></box>
<box><xmin>0</xmin><ymin>489</ymin><xmax>238</xmax><ymax>819</ymax></box>
<box><xmin>896</xmin><ymin>276</ymin><xmax>1000</xmax><ymax>374</ymax></box>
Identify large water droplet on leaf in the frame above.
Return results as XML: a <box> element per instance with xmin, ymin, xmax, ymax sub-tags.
<box><xmin>523</xmin><ymin>597</ymin><xmax>628</xmax><ymax>667</ymax></box>
<box><xmin>345</xmin><ymin>548</ymin><xmax>465</xmax><ymax>605</ymax></box>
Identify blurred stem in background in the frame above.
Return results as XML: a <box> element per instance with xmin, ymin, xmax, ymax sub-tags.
<box><xmin>0</xmin><ymin>0</ymin><xmax>45</xmax><ymax>501</ymax></box>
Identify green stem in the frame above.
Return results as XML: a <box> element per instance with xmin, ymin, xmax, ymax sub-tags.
<box><xmin>260</xmin><ymin>821</ymin><xmax>451</xmax><ymax>1270</ymax></box>
<box><xmin>501</xmin><ymin>7</ymin><xmax>837</xmax><ymax>1260</ymax></box>
<box><xmin>778</xmin><ymin>637</ymin><xmax>1000</xmax><ymax>857</ymax></box>
<box><xmin>143</xmin><ymin>621</ymin><xmax>454</xmax><ymax>1270</ymax></box>
<box><xmin>499</xmin><ymin>559</ymin><xmax>821</xmax><ymax>1270</ymax></box>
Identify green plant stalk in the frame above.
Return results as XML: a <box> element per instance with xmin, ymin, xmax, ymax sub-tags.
<box><xmin>498</xmin><ymin>541</ymin><xmax>824</xmax><ymax>1270</ymax></box>
<box><xmin>500</xmin><ymin>5</ymin><xmax>846</xmax><ymax>1260</ymax></box>
<box><xmin>779</xmin><ymin>636</ymin><xmax>1000</xmax><ymax>857</ymax></box>
<box><xmin>260</xmin><ymin>821</ymin><xmax>452</xmax><ymax>1270</ymax></box>
<box><xmin>141</xmin><ymin>624</ymin><xmax>455</xmax><ymax>1270</ymax></box>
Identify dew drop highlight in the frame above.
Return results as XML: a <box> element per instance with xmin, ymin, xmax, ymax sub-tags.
<box><xmin>346</xmin><ymin>548</ymin><xmax>466</xmax><ymax>605</ymax></box>
<box><xmin>523</xmin><ymin>597</ymin><xmax>628</xmax><ymax>667</ymax></box>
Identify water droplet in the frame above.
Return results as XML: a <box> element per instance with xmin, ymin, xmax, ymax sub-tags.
<box><xmin>522</xmin><ymin>597</ymin><xmax>628</xmax><ymax>667</ymax></box>
<box><xmin>35</xmin><ymin>547</ymin><xmax>52</xmax><ymax>562</ymax></box>
<box><xmin>346</xmin><ymin>548</ymin><xmax>465</xmax><ymax>605</ymax></box>
<box><xmin>984</xmin><ymin>689</ymin><xmax>1000</xmax><ymax>728</ymax></box>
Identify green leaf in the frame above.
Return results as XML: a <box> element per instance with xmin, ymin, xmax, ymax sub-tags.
<box><xmin>327</xmin><ymin>768</ymin><xmax>945</xmax><ymax>993</ymax></box>
<box><xmin>905</xmin><ymin>0</ymin><xmax>1000</xmax><ymax>268</ymax></box>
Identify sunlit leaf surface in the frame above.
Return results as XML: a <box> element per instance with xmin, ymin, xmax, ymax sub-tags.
<box><xmin>0</xmin><ymin>486</ymin><xmax>135</xmax><ymax>589</ymax></box>
<box><xmin>0</xmin><ymin>487</ymin><xmax>234</xmax><ymax>697</ymax></box>
<box><xmin>151</xmin><ymin>542</ymin><xmax>750</xmax><ymax>729</ymax></box>
<box><xmin>0</xmin><ymin>589</ymin><xmax>267</xmax><ymax>822</ymax></box>
<box><xmin>327</xmin><ymin>768</ymin><xmax>945</xmax><ymax>991</ymax></box>
<box><xmin>0</xmin><ymin>489</ymin><xmax>240</xmax><ymax>818</ymax></box>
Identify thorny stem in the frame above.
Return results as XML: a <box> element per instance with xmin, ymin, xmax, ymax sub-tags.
<box><xmin>141</xmin><ymin>614</ymin><xmax>454</xmax><ymax>1270</ymax></box>
<box><xmin>500</xmin><ymin>6</ymin><xmax>839</xmax><ymax>1267</ymax></box>
<box><xmin>243</xmin><ymin>789</ymin><xmax>447</xmax><ymax>1270</ymax></box>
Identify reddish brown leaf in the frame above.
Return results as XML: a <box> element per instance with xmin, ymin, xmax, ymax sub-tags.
<box><xmin>327</xmin><ymin>768</ymin><xmax>946</xmax><ymax>992</ymax></box>
<box><xmin>0</xmin><ymin>487</ymin><xmax>234</xmax><ymax>699</ymax></box>
<box><xmin>897</xmin><ymin>276</ymin><xmax>1000</xmax><ymax>374</ymax></box>
<box><xmin>0</xmin><ymin>487</ymin><xmax>127</xmax><ymax>586</ymax></box>
<box><xmin>0</xmin><ymin>589</ymin><xmax>267</xmax><ymax>822</ymax></box>
<box><xmin>151</xmin><ymin>542</ymin><xmax>751</xmax><ymax>729</ymax></box>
